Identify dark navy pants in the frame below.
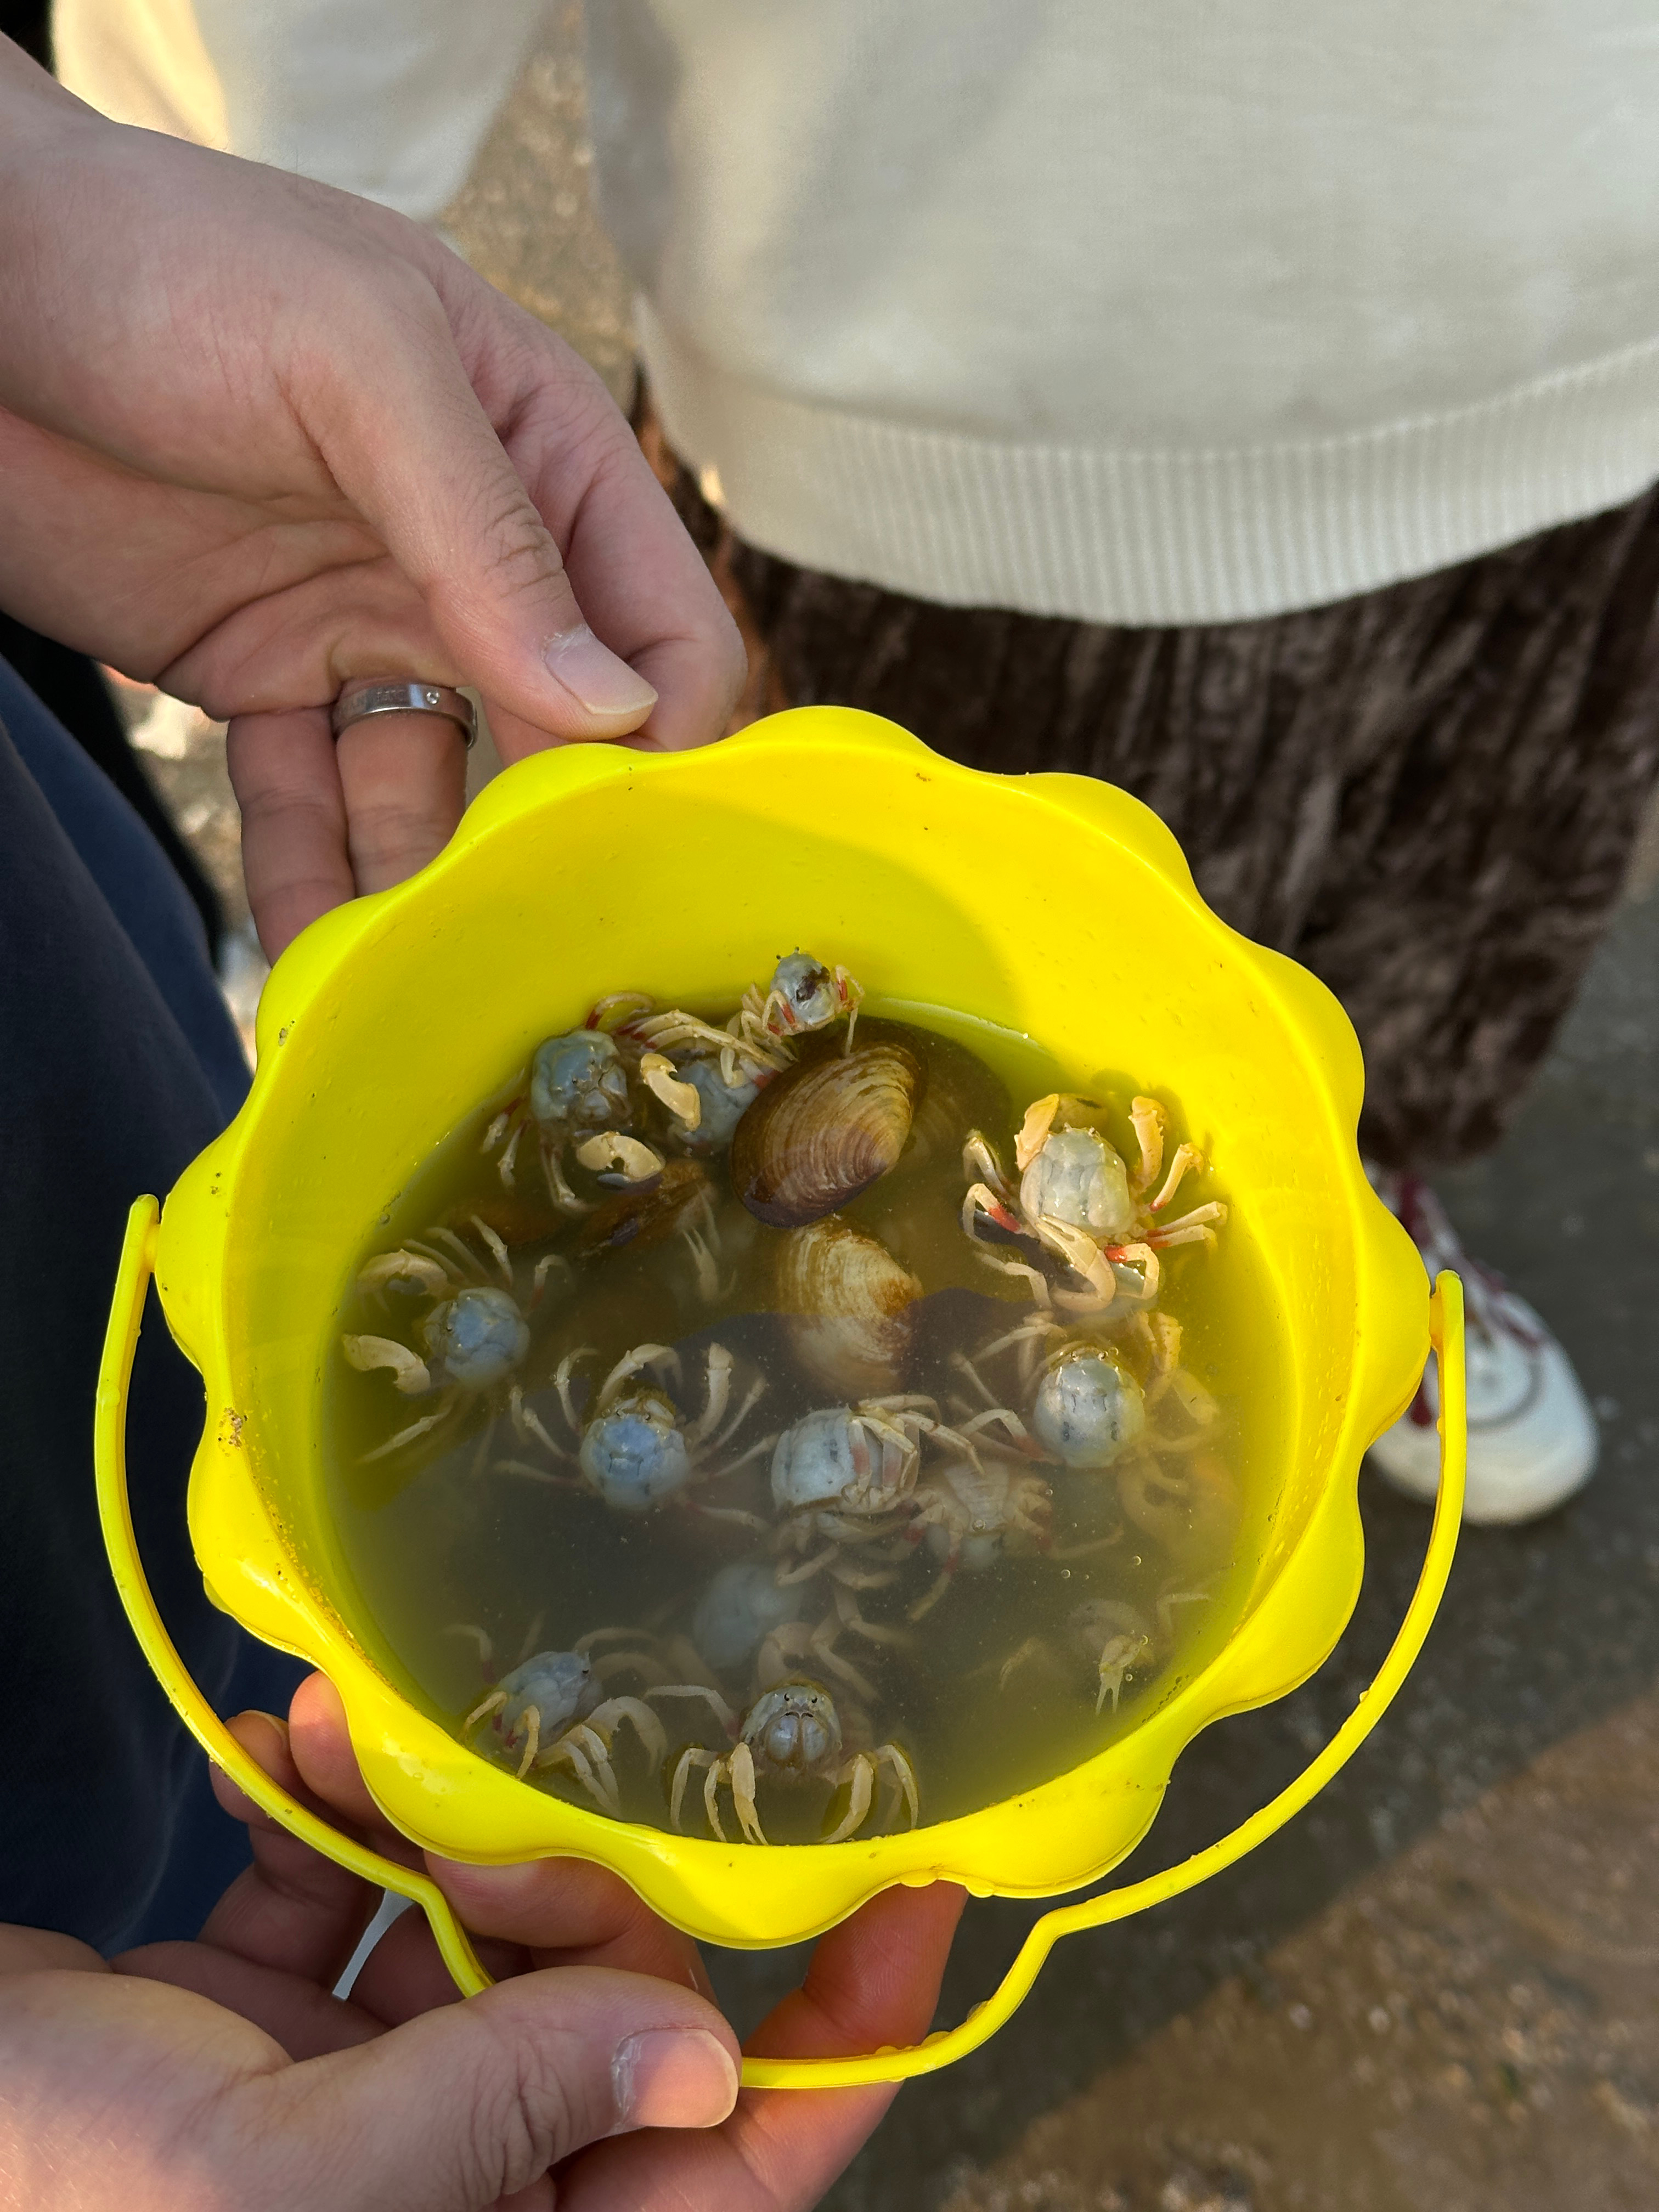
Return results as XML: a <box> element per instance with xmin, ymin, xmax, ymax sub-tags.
<box><xmin>0</xmin><ymin>656</ymin><xmax>303</xmax><ymax>1951</ymax></box>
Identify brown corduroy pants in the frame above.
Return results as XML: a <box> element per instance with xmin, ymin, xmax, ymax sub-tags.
<box><xmin>649</xmin><ymin>421</ymin><xmax>1659</xmax><ymax>1174</ymax></box>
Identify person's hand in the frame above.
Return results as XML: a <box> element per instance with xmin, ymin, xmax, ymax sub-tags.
<box><xmin>0</xmin><ymin>38</ymin><xmax>744</xmax><ymax>957</ymax></box>
<box><xmin>230</xmin><ymin>1673</ymin><xmax>966</xmax><ymax>2211</ymax></box>
<box><xmin>0</xmin><ymin>1729</ymin><xmax>745</xmax><ymax>2211</ymax></box>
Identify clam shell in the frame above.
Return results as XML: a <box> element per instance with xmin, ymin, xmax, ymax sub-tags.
<box><xmin>775</xmin><ymin>1215</ymin><xmax>922</xmax><ymax>1397</ymax></box>
<box><xmin>730</xmin><ymin>1043</ymin><xmax>921</xmax><ymax>1228</ymax></box>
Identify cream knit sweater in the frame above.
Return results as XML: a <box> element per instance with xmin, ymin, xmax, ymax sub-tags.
<box><xmin>55</xmin><ymin>0</ymin><xmax>1659</xmax><ymax>623</ymax></box>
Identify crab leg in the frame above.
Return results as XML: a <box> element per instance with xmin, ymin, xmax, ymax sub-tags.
<box><xmin>464</xmin><ymin>1688</ymin><xmax>508</xmax><ymax>1732</ymax></box>
<box><xmin>877</xmin><ymin>1743</ymin><xmax>920</xmax><ymax>1829</ymax></box>
<box><xmin>639</xmin><ymin>1050</ymin><xmax>703</xmax><ymax>1129</ymax></box>
<box><xmin>1165</xmin><ymin>1369</ymin><xmax>1220</xmax><ymax>1426</ymax></box>
<box><xmin>962</xmin><ymin>1182</ymin><xmax>1024</xmax><ymax>1240</ymax></box>
<box><xmin>574</xmin><ymin>1131</ymin><xmax>664</xmax><ymax>1182</ymax></box>
<box><xmin>774</xmin><ymin>1543</ymin><xmax>840</xmax><ymax>1586</ymax></box>
<box><xmin>962</xmin><ymin>1130</ymin><xmax>1013</xmax><ymax>1203</ymax></box>
<box><xmin>358</xmin><ymin>1400</ymin><xmax>456</xmax><ymax>1462</ymax></box>
<box><xmin>552</xmin><ymin>1348</ymin><xmax>595</xmax><ymax>1436</ymax></box>
<box><xmin>498</xmin><ymin>1120</ymin><xmax>524</xmax><ymax>1189</ymax></box>
<box><xmin>356</xmin><ymin>1250</ymin><xmax>448</xmax><ymax>1299</ymax></box>
<box><xmin>519</xmin><ymin>1399</ymin><xmax>568</xmax><ymax>1461</ymax></box>
<box><xmin>1156</xmin><ymin>1587</ymin><xmax>1211</xmax><ymax>1640</ymax></box>
<box><xmin>949</xmin><ymin>1350</ymin><xmax>1001</xmax><ymax>1409</ymax></box>
<box><xmin>974</xmin><ymin>1250</ymin><xmax>1055</xmax><ymax>1309</ymax></box>
<box><xmin>823</xmin><ymin>1555</ymin><xmax>903</xmax><ymax>1592</ymax></box>
<box><xmin>957</xmin><ymin>1405</ymin><xmax>1038</xmax><ymax>1448</ymax></box>
<box><xmin>427</xmin><ymin>1226</ymin><xmax>484</xmax><ymax>1278</ymax></box>
<box><xmin>1013</xmin><ymin>1093</ymin><xmax>1062</xmax><ymax>1174</ymax></box>
<box><xmin>1147</xmin><ymin>1200</ymin><xmax>1228</xmax><ymax>1245</ymax></box>
<box><xmin>1104</xmin><ymin>1240</ymin><xmax>1161</xmax><ymax>1301</ymax></box>
<box><xmin>838</xmin><ymin>968</ymin><xmax>862</xmax><ymax>1054</ymax></box>
<box><xmin>341</xmin><ymin>1334</ymin><xmax>432</xmax><ymax>1396</ymax></box>
<box><xmin>803</xmin><ymin>1629</ymin><xmax>878</xmax><ymax>1705</ymax></box>
<box><xmin>1143</xmin><ymin>1313</ymin><xmax>1184</xmax><ymax>1408</ymax></box>
<box><xmin>402</xmin><ymin>1236</ymin><xmax>460</xmax><ymax>1279</ymax></box>
<box><xmin>1149</xmin><ymin>1142</ymin><xmax>1206</xmax><ymax>1214</ymax></box>
<box><xmin>589</xmin><ymin>990</ymin><xmax>656</xmax><ymax>1031</ymax></box>
<box><xmin>446</xmin><ymin>1622</ymin><xmax>494</xmax><ymax>1670</ymax></box>
<box><xmin>1096</xmin><ymin>1633</ymin><xmax>1150</xmax><ymax>1713</ymax></box>
<box><xmin>680</xmin><ymin>1224</ymin><xmax>725</xmax><ymax>1304</ymax></box>
<box><xmin>997</xmin><ymin>1636</ymin><xmax>1052</xmax><ymax>1691</ymax></box>
<box><xmin>725</xmin><ymin>1741</ymin><xmax>765</xmax><ymax>1844</ymax></box>
<box><xmin>463</xmin><ymin>1215</ymin><xmax>513</xmax><ymax>1288</ymax></box>
<box><xmin>709</xmin><ymin>1377</ymin><xmax>768</xmax><ymax>1454</ymax></box>
<box><xmin>1128</xmin><ymin>1095</ymin><xmax>1166</xmax><ymax>1193</ymax></box>
<box><xmin>906</xmin><ymin>1565</ymin><xmax>953</xmax><ymax>1622</ymax></box>
<box><xmin>685</xmin><ymin>1344</ymin><xmax>733</xmax><ymax>1447</ymax></box>
<box><xmin>514</xmin><ymin>1702</ymin><xmax>543</xmax><ymax>1779</ymax></box>
<box><xmin>824</xmin><ymin>1753</ymin><xmax>875</xmax><ymax>1845</ymax></box>
<box><xmin>596</xmin><ymin>1342</ymin><xmax>680</xmax><ymax>1413</ymax></box>
<box><xmin>554</xmin><ymin>1722</ymin><xmax>624</xmax><ymax>1813</ymax></box>
<box><xmin>1036</xmin><ymin>1215</ymin><xmax>1118</xmax><ymax>1305</ymax></box>
<box><xmin>670</xmin><ymin>1746</ymin><xmax>715</xmax><ymax>1831</ymax></box>
<box><xmin>588</xmin><ymin>1697</ymin><xmax>668</xmax><ymax>1773</ymax></box>
<box><xmin>540</xmin><ymin>1138</ymin><xmax>591</xmax><ymax>1217</ymax></box>
<box><xmin>541</xmin><ymin>1731</ymin><xmax>614</xmax><ymax>1812</ymax></box>
<box><xmin>648</xmin><ymin>1683</ymin><xmax>739</xmax><ymax>1733</ymax></box>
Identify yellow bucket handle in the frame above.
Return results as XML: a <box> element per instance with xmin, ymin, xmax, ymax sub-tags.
<box><xmin>95</xmin><ymin>1197</ymin><xmax>490</xmax><ymax>1998</ymax></box>
<box><xmin>97</xmin><ymin>1194</ymin><xmax>1464</xmax><ymax>2092</ymax></box>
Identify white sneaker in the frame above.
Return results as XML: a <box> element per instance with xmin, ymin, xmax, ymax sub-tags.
<box><xmin>1366</xmin><ymin>1174</ymin><xmax>1598</xmax><ymax>1526</ymax></box>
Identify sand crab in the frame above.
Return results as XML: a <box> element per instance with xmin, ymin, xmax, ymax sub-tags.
<box><xmin>692</xmin><ymin>1561</ymin><xmax>809</xmax><ymax>1673</ymax></box>
<box><xmin>953</xmin><ymin>1310</ymin><xmax>1217</xmax><ymax>1474</ymax></box>
<box><xmin>580</xmin><ymin>998</ymin><xmax>768</xmax><ymax>1159</ymax></box>
<box><xmin>962</xmin><ymin>1092</ymin><xmax>1226</xmax><ymax>1313</ymax></box>
<box><xmin>660</xmin><ymin>1677</ymin><xmax>917</xmax><ymax>1846</ymax></box>
<box><xmin>1119</xmin><ymin>1448</ymin><xmax>1239</xmax><ymax>1565</ymax></box>
<box><xmin>769</xmin><ymin>1396</ymin><xmax>949</xmax><ymax>1583</ymax></box>
<box><xmin>999</xmin><ymin>1586</ymin><xmax>1210</xmax><ymax>1714</ymax></box>
<box><xmin>508</xmin><ymin>1340</ymin><xmax>774</xmax><ymax>1516</ymax></box>
<box><xmin>738</xmin><ymin>952</ymin><xmax>864</xmax><ymax>1057</ymax></box>
<box><xmin>461</xmin><ymin>1644</ymin><xmax>665</xmax><ymax>1811</ymax></box>
<box><xmin>684</xmin><ymin>1562</ymin><xmax>906</xmax><ymax>1705</ymax></box>
<box><xmin>342</xmin><ymin>1220</ymin><xmax>562</xmax><ymax>1461</ymax></box>
<box><xmin>1031</xmin><ymin>1343</ymin><xmax>1146</xmax><ymax>1469</ymax></box>
<box><xmin>475</xmin><ymin>1028</ymin><xmax>642</xmax><ymax>1212</ymax></box>
<box><xmin>592</xmin><ymin>951</ymin><xmax>864</xmax><ymax>1098</ymax></box>
<box><xmin>905</xmin><ymin>1454</ymin><xmax>1054</xmax><ymax>1618</ymax></box>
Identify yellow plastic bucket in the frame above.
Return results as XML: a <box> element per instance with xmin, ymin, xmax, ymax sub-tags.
<box><xmin>95</xmin><ymin>708</ymin><xmax>1464</xmax><ymax>2089</ymax></box>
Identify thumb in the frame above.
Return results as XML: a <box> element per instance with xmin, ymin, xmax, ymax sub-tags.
<box><xmin>304</xmin><ymin>267</ymin><xmax>658</xmax><ymax>742</ymax></box>
<box><xmin>240</xmin><ymin>1966</ymin><xmax>740</xmax><ymax>2212</ymax></box>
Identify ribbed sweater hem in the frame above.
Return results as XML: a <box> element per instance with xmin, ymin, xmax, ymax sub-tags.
<box><xmin>638</xmin><ymin>302</ymin><xmax>1659</xmax><ymax>625</ymax></box>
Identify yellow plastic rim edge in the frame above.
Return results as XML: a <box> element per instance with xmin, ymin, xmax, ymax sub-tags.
<box><xmin>97</xmin><ymin>1191</ymin><xmax>1464</xmax><ymax>2091</ymax></box>
<box><xmin>94</xmin><ymin>1197</ymin><xmax>489</xmax><ymax>1998</ymax></box>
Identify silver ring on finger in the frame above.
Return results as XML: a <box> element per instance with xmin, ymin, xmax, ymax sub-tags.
<box><xmin>330</xmin><ymin>679</ymin><xmax>477</xmax><ymax>749</ymax></box>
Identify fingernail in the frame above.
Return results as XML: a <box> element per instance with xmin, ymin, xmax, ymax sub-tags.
<box><xmin>544</xmin><ymin>623</ymin><xmax>658</xmax><ymax>720</ymax></box>
<box><xmin>612</xmin><ymin>2027</ymin><xmax>738</xmax><ymax>2130</ymax></box>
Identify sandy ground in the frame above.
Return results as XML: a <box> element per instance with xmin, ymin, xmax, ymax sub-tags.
<box><xmin>117</xmin><ymin>10</ymin><xmax>1659</xmax><ymax>2204</ymax></box>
